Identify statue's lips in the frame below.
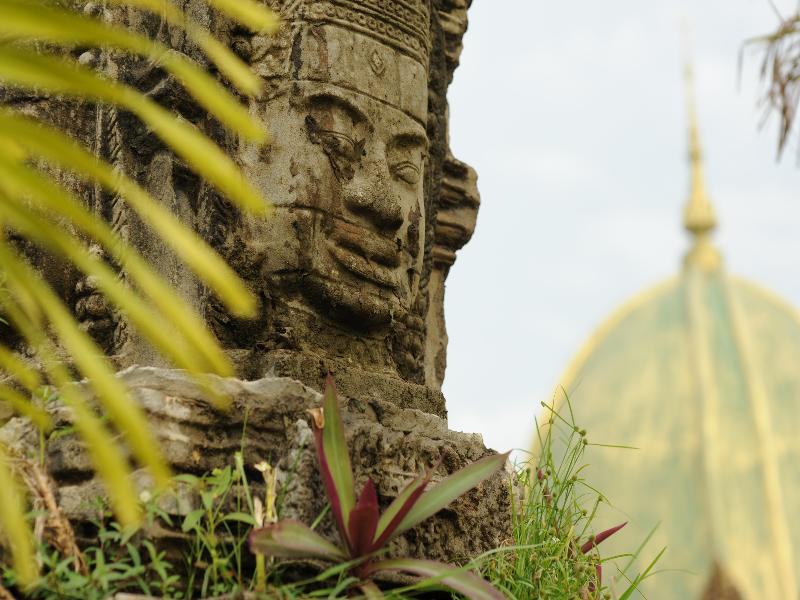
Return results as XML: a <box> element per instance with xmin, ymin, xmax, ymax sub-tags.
<box><xmin>328</xmin><ymin>222</ymin><xmax>401</xmax><ymax>289</ymax></box>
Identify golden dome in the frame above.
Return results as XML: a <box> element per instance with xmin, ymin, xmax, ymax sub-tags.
<box><xmin>544</xmin><ymin>67</ymin><xmax>800</xmax><ymax>599</ymax></box>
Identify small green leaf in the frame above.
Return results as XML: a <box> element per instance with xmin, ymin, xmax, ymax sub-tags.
<box><xmin>367</xmin><ymin>558</ymin><xmax>505</xmax><ymax>600</ymax></box>
<box><xmin>182</xmin><ymin>509</ymin><xmax>205</xmax><ymax>533</ymax></box>
<box><xmin>358</xmin><ymin>581</ymin><xmax>385</xmax><ymax>599</ymax></box>
<box><xmin>249</xmin><ymin>520</ymin><xmax>347</xmax><ymax>561</ymax></box>
<box><xmin>221</xmin><ymin>512</ymin><xmax>258</xmax><ymax>527</ymax></box>
<box><xmin>394</xmin><ymin>452</ymin><xmax>509</xmax><ymax>539</ymax></box>
<box><xmin>173</xmin><ymin>474</ymin><xmax>200</xmax><ymax>486</ymax></box>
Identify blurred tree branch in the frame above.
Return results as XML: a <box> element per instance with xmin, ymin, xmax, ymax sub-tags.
<box><xmin>747</xmin><ymin>6</ymin><xmax>800</xmax><ymax>159</ymax></box>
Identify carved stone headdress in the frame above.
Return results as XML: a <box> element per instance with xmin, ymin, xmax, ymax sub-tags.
<box><xmin>254</xmin><ymin>0</ymin><xmax>432</xmax><ymax>124</ymax></box>
<box><xmin>296</xmin><ymin>0</ymin><xmax>431</xmax><ymax>66</ymax></box>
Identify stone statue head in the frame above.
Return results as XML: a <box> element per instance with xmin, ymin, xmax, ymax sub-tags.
<box><xmin>216</xmin><ymin>0</ymin><xmax>435</xmax><ymax>381</ymax></box>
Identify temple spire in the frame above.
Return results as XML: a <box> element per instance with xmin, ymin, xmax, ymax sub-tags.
<box><xmin>683</xmin><ymin>61</ymin><xmax>721</xmax><ymax>271</ymax></box>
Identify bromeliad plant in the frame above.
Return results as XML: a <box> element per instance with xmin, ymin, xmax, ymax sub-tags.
<box><xmin>249</xmin><ymin>376</ymin><xmax>509</xmax><ymax>599</ymax></box>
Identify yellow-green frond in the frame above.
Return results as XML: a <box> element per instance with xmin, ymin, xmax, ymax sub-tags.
<box><xmin>105</xmin><ymin>0</ymin><xmax>266</xmax><ymax>95</ymax></box>
<box><xmin>0</xmin><ymin>248</ymin><xmax>172</xmax><ymax>489</ymax></box>
<box><xmin>0</xmin><ymin>111</ymin><xmax>257</xmax><ymax>318</ymax></box>
<box><xmin>0</xmin><ymin>295</ymin><xmax>143</xmax><ymax>527</ymax></box>
<box><xmin>0</xmin><ymin>344</ymin><xmax>42</xmax><ymax>393</ymax></box>
<box><xmin>0</xmin><ymin>446</ymin><xmax>36</xmax><ymax>586</ymax></box>
<box><xmin>0</xmin><ymin>161</ymin><xmax>237</xmax><ymax>378</ymax></box>
<box><xmin>0</xmin><ymin>385</ymin><xmax>51</xmax><ymax>432</ymax></box>
<box><xmin>0</xmin><ymin>1</ymin><xmax>266</xmax><ymax>142</ymax></box>
<box><xmin>202</xmin><ymin>0</ymin><xmax>280</xmax><ymax>34</ymax></box>
<box><xmin>0</xmin><ymin>46</ymin><xmax>269</xmax><ymax>214</ymax></box>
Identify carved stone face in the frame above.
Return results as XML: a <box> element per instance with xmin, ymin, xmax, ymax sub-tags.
<box><xmin>301</xmin><ymin>83</ymin><xmax>427</xmax><ymax>324</ymax></box>
<box><xmin>241</xmin><ymin>22</ymin><xmax>429</xmax><ymax>331</ymax></box>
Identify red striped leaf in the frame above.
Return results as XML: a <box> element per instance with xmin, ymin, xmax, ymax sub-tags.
<box><xmin>366</xmin><ymin>558</ymin><xmax>505</xmax><ymax>600</ymax></box>
<box><xmin>248</xmin><ymin>519</ymin><xmax>347</xmax><ymax>562</ymax></box>
<box><xmin>311</xmin><ymin>375</ymin><xmax>357</xmax><ymax>553</ymax></box>
<box><xmin>372</xmin><ymin>470</ymin><xmax>431</xmax><ymax>549</ymax></box>
<box><xmin>348</xmin><ymin>479</ymin><xmax>380</xmax><ymax>556</ymax></box>
<box><xmin>393</xmin><ymin>451</ymin><xmax>509</xmax><ymax>539</ymax></box>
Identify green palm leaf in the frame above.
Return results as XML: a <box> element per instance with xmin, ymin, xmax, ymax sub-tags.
<box><xmin>0</xmin><ymin>111</ymin><xmax>255</xmax><ymax>317</ymax></box>
<box><xmin>0</xmin><ymin>0</ymin><xmax>278</xmax><ymax>584</ymax></box>
<box><xmin>0</xmin><ymin>0</ymin><xmax>265</xmax><ymax>141</ymax></box>
<box><xmin>0</xmin><ymin>46</ymin><xmax>267</xmax><ymax>212</ymax></box>
<box><xmin>0</xmin><ymin>445</ymin><xmax>36</xmax><ymax>586</ymax></box>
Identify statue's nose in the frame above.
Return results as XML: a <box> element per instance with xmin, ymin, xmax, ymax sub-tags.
<box><xmin>343</xmin><ymin>167</ymin><xmax>404</xmax><ymax>232</ymax></box>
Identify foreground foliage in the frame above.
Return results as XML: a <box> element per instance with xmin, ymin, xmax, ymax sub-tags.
<box><xmin>481</xmin><ymin>400</ymin><xmax>662</xmax><ymax>600</ymax></box>
<box><xmin>249</xmin><ymin>376</ymin><xmax>509</xmax><ymax>599</ymax></box>
<box><xmin>0</xmin><ymin>394</ymin><xmax>659</xmax><ymax>599</ymax></box>
<box><xmin>0</xmin><ymin>0</ymin><xmax>277</xmax><ymax>583</ymax></box>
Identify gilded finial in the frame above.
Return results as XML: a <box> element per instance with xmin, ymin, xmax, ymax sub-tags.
<box><xmin>683</xmin><ymin>60</ymin><xmax>721</xmax><ymax>271</ymax></box>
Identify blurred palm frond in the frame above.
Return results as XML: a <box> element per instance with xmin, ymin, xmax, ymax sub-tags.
<box><xmin>747</xmin><ymin>13</ymin><xmax>800</xmax><ymax>159</ymax></box>
<box><xmin>0</xmin><ymin>0</ymin><xmax>277</xmax><ymax>584</ymax></box>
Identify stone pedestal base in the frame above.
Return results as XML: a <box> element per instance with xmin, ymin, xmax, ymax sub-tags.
<box><xmin>2</xmin><ymin>367</ymin><xmax>510</xmax><ymax>564</ymax></box>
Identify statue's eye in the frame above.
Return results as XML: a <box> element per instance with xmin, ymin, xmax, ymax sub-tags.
<box><xmin>306</xmin><ymin>115</ymin><xmax>363</xmax><ymax>162</ymax></box>
<box><xmin>320</xmin><ymin>132</ymin><xmax>359</xmax><ymax>160</ymax></box>
<box><xmin>392</xmin><ymin>161</ymin><xmax>420</xmax><ymax>185</ymax></box>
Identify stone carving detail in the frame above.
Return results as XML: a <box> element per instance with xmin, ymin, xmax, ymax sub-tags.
<box><xmin>6</xmin><ymin>1</ymin><xmax>480</xmax><ymax>402</ymax></box>
<box><xmin>201</xmin><ymin>0</ymin><xmax>480</xmax><ymax>399</ymax></box>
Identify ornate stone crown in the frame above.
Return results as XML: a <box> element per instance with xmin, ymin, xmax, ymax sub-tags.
<box><xmin>299</xmin><ymin>0</ymin><xmax>431</xmax><ymax>65</ymax></box>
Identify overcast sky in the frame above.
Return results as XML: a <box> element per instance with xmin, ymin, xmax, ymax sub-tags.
<box><xmin>443</xmin><ymin>0</ymin><xmax>800</xmax><ymax>456</ymax></box>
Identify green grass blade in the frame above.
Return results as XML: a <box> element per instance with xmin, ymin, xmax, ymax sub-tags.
<box><xmin>394</xmin><ymin>452</ymin><xmax>509</xmax><ymax>539</ymax></box>
<box><xmin>0</xmin><ymin>45</ymin><xmax>268</xmax><ymax>214</ymax></box>
<box><xmin>0</xmin><ymin>246</ymin><xmax>171</xmax><ymax>488</ymax></box>
<box><xmin>0</xmin><ymin>1</ymin><xmax>265</xmax><ymax>142</ymax></box>
<box><xmin>618</xmin><ymin>546</ymin><xmax>666</xmax><ymax>600</ymax></box>
<box><xmin>358</xmin><ymin>581</ymin><xmax>385</xmax><ymax>599</ymax></box>
<box><xmin>0</xmin><ymin>110</ymin><xmax>256</xmax><ymax>318</ymax></box>
<box><xmin>0</xmin><ymin>446</ymin><xmax>37</xmax><ymax>586</ymax></box>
